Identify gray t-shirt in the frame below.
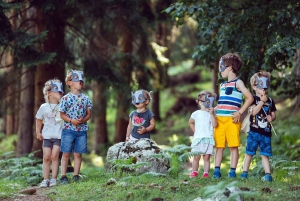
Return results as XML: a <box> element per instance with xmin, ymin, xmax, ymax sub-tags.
<box><xmin>129</xmin><ymin>110</ymin><xmax>154</xmax><ymax>139</ymax></box>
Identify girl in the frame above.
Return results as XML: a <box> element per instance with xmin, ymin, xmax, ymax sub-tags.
<box><xmin>189</xmin><ymin>91</ymin><xmax>217</xmax><ymax>178</ymax></box>
<box><xmin>126</xmin><ymin>89</ymin><xmax>155</xmax><ymax>142</ymax></box>
<box><xmin>35</xmin><ymin>79</ymin><xmax>64</xmax><ymax>187</ymax></box>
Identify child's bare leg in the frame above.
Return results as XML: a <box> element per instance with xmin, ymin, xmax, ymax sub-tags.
<box><xmin>61</xmin><ymin>153</ymin><xmax>70</xmax><ymax>176</ymax></box>
<box><xmin>242</xmin><ymin>154</ymin><xmax>252</xmax><ymax>172</ymax></box>
<box><xmin>230</xmin><ymin>147</ymin><xmax>239</xmax><ymax>168</ymax></box>
<box><xmin>43</xmin><ymin>147</ymin><xmax>51</xmax><ymax>180</ymax></box>
<box><xmin>261</xmin><ymin>155</ymin><xmax>271</xmax><ymax>174</ymax></box>
<box><xmin>51</xmin><ymin>145</ymin><xmax>60</xmax><ymax>179</ymax></box>
<box><xmin>192</xmin><ymin>155</ymin><xmax>201</xmax><ymax>172</ymax></box>
<box><xmin>203</xmin><ymin>154</ymin><xmax>211</xmax><ymax>173</ymax></box>
<box><xmin>214</xmin><ymin>148</ymin><xmax>224</xmax><ymax>167</ymax></box>
<box><xmin>73</xmin><ymin>153</ymin><xmax>82</xmax><ymax>175</ymax></box>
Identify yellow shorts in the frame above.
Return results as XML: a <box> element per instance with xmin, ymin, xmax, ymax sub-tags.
<box><xmin>214</xmin><ymin>116</ymin><xmax>241</xmax><ymax>148</ymax></box>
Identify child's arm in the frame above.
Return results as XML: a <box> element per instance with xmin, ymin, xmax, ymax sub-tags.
<box><xmin>252</xmin><ymin>93</ymin><xmax>268</xmax><ymax>115</ymax></box>
<box><xmin>188</xmin><ymin>118</ymin><xmax>195</xmax><ymax>133</ymax></box>
<box><xmin>233</xmin><ymin>80</ymin><xmax>254</xmax><ymax>123</ymax></box>
<box><xmin>209</xmin><ymin>107</ymin><xmax>218</xmax><ymax>128</ymax></box>
<box><xmin>138</xmin><ymin>117</ymin><xmax>156</xmax><ymax>134</ymax></box>
<box><xmin>36</xmin><ymin>119</ymin><xmax>43</xmax><ymax>140</ymax></box>
<box><xmin>126</xmin><ymin>119</ymin><xmax>133</xmax><ymax>141</ymax></box>
<box><xmin>79</xmin><ymin>108</ymin><xmax>91</xmax><ymax>124</ymax></box>
<box><xmin>266</xmin><ymin>111</ymin><xmax>276</xmax><ymax>122</ymax></box>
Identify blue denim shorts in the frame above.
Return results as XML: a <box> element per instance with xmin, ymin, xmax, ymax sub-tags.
<box><xmin>61</xmin><ymin>129</ymin><xmax>87</xmax><ymax>154</ymax></box>
<box><xmin>245</xmin><ymin>131</ymin><xmax>272</xmax><ymax>156</ymax></box>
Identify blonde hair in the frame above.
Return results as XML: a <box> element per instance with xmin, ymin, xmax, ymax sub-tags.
<box><xmin>65</xmin><ymin>70</ymin><xmax>73</xmax><ymax>88</ymax></box>
<box><xmin>196</xmin><ymin>90</ymin><xmax>217</xmax><ymax>105</ymax></box>
<box><xmin>221</xmin><ymin>53</ymin><xmax>242</xmax><ymax>73</ymax></box>
<box><xmin>250</xmin><ymin>70</ymin><xmax>271</xmax><ymax>87</ymax></box>
<box><xmin>43</xmin><ymin>78</ymin><xmax>62</xmax><ymax>103</ymax></box>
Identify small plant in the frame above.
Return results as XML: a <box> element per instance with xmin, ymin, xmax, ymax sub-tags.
<box><xmin>153</xmin><ymin>144</ymin><xmax>204</xmax><ymax>178</ymax></box>
<box><xmin>107</xmin><ymin>156</ymin><xmax>150</xmax><ymax>177</ymax></box>
<box><xmin>0</xmin><ymin>151</ymin><xmax>43</xmax><ymax>185</ymax></box>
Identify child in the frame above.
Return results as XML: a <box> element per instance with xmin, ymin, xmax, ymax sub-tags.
<box><xmin>35</xmin><ymin>79</ymin><xmax>64</xmax><ymax>187</ymax></box>
<box><xmin>213</xmin><ymin>53</ymin><xmax>254</xmax><ymax>178</ymax></box>
<box><xmin>125</xmin><ymin>89</ymin><xmax>155</xmax><ymax>142</ymax></box>
<box><xmin>189</xmin><ymin>91</ymin><xmax>217</xmax><ymax>178</ymax></box>
<box><xmin>59</xmin><ymin>70</ymin><xmax>92</xmax><ymax>184</ymax></box>
<box><xmin>241</xmin><ymin>71</ymin><xmax>276</xmax><ymax>182</ymax></box>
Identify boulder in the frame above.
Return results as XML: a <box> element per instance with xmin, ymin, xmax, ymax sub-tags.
<box><xmin>105</xmin><ymin>138</ymin><xmax>170</xmax><ymax>174</ymax></box>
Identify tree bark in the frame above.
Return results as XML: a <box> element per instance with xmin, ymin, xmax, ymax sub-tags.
<box><xmin>31</xmin><ymin>5</ymin><xmax>65</xmax><ymax>158</ymax></box>
<box><xmin>92</xmin><ymin>81</ymin><xmax>108</xmax><ymax>154</ymax></box>
<box><xmin>114</xmin><ymin>29</ymin><xmax>133</xmax><ymax>143</ymax></box>
<box><xmin>17</xmin><ymin>67</ymin><xmax>35</xmax><ymax>156</ymax></box>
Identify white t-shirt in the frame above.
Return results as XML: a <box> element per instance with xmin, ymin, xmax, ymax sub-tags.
<box><xmin>190</xmin><ymin>110</ymin><xmax>214</xmax><ymax>139</ymax></box>
<box><xmin>35</xmin><ymin>103</ymin><xmax>62</xmax><ymax>139</ymax></box>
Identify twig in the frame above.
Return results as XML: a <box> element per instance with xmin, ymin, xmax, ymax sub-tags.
<box><xmin>262</xmin><ymin>108</ymin><xmax>277</xmax><ymax>136</ymax></box>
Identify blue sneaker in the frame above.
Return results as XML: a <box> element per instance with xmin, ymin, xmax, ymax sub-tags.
<box><xmin>228</xmin><ymin>171</ymin><xmax>236</xmax><ymax>178</ymax></box>
<box><xmin>261</xmin><ymin>174</ymin><xmax>273</xmax><ymax>182</ymax></box>
<box><xmin>213</xmin><ymin>171</ymin><xmax>221</xmax><ymax>179</ymax></box>
<box><xmin>240</xmin><ymin>172</ymin><xmax>248</xmax><ymax>179</ymax></box>
<box><xmin>60</xmin><ymin>176</ymin><xmax>69</xmax><ymax>184</ymax></box>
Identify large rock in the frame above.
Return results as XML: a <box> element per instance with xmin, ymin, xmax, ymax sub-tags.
<box><xmin>105</xmin><ymin>138</ymin><xmax>170</xmax><ymax>174</ymax></box>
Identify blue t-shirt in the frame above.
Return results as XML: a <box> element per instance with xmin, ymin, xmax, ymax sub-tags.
<box><xmin>129</xmin><ymin>109</ymin><xmax>154</xmax><ymax>139</ymax></box>
<box><xmin>59</xmin><ymin>92</ymin><xmax>92</xmax><ymax>131</ymax></box>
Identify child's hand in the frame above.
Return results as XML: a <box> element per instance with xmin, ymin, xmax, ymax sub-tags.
<box><xmin>231</xmin><ymin>111</ymin><xmax>241</xmax><ymax>123</ymax></box>
<box><xmin>137</xmin><ymin>126</ymin><xmax>147</xmax><ymax>134</ymax></box>
<box><xmin>266</xmin><ymin>115</ymin><xmax>272</xmax><ymax>122</ymax></box>
<box><xmin>78</xmin><ymin>117</ymin><xmax>84</xmax><ymax>124</ymax></box>
<box><xmin>260</xmin><ymin>93</ymin><xmax>268</xmax><ymax>103</ymax></box>
<box><xmin>71</xmin><ymin>119</ymin><xmax>82</xmax><ymax>126</ymax></box>
<box><xmin>209</xmin><ymin>107</ymin><xmax>215</xmax><ymax>115</ymax></box>
<box><xmin>37</xmin><ymin>133</ymin><xmax>43</xmax><ymax>141</ymax></box>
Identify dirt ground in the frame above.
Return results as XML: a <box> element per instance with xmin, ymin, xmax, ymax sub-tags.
<box><xmin>3</xmin><ymin>187</ymin><xmax>52</xmax><ymax>201</ymax></box>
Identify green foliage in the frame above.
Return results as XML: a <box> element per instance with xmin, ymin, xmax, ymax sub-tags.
<box><xmin>166</xmin><ymin>0</ymin><xmax>300</xmax><ymax>96</ymax></box>
<box><xmin>0</xmin><ymin>151</ymin><xmax>43</xmax><ymax>185</ymax></box>
<box><xmin>0</xmin><ymin>134</ymin><xmax>17</xmax><ymax>153</ymax></box>
<box><xmin>107</xmin><ymin>157</ymin><xmax>150</xmax><ymax>177</ymax></box>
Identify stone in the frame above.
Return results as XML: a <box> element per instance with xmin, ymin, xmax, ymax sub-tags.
<box><xmin>105</xmin><ymin>138</ymin><xmax>170</xmax><ymax>174</ymax></box>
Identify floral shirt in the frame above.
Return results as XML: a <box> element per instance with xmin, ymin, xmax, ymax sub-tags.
<box><xmin>59</xmin><ymin>92</ymin><xmax>92</xmax><ymax>131</ymax></box>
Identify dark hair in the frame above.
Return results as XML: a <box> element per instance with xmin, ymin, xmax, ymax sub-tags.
<box><xmin>221</xmin><ymin>53</ymin><xmax>242</xmax><ymax>73</ymax></box>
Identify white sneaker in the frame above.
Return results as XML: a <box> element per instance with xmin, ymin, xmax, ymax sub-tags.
<box><xmin>50</xmin><ymin>179</ymin><xmax>57</xmax><ymax>187</ymax></box>
<box><xmin>40</xmin><ymin>179</ymin><xmax>50</xmax><ymax>188</ymax></box>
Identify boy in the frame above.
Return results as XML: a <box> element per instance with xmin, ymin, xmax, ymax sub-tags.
<box><xmin>241</xmin><ymin>71</ymin><xmax>276</xmax><ymax>182</ymax></box>
<box><xmin>59</xmin><ymin>70</ymin><xmax>92</xmax><ymax>184</ymax></box>
<box><xmin>213</xmin><ymin>53</ymin><xmax>254</xmax><ymax>178</ymax></box>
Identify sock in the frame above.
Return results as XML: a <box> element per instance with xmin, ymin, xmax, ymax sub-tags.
<box><xmin>204</xmin><ymin>172</ymin><xmax>208</xmax><ymax>174</ymax></box>
<box><xmin>215</xmin><ymin>167</ymin><xmax>220</xmax><ymax>172</ymax></box>
<box><xmin>61</xmin><ymin>175</ymin><xmax>66</xmax><ymax>177</ymax></box>
<box><xmin>230</xmin><ymin>168</ymin><xmax>236</xmax><ymax>172</ymax></box>
<box><xmin>265</xmin><ymin>173</ymin><xmax>271</xmax><ymax>175</ymax></box>
<box><xmin>243</xmin><ymin>171</ymin><xmax>248</xmax><ymax>174</ymax></box>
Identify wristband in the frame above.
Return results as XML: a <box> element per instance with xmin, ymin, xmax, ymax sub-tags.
<box><xmin>238</xmin><ymin>111</ymin><xmax>242</xmax><ymax>115</ymax></box>
<box><xmin>70</xmin><ymin>119</ymin><xmax>72</xmax><ymax>123</ymax></box>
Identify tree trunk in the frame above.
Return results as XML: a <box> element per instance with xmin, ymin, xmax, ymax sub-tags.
<box><xmin>114</xmin><ymin>29</ymin><xmax>133</xmax><ymax>143</ymax></box>
<box><xmin>17</xmin><ymin>67</ymin><xmax>35</xmax><ymax>156</ymax></box>
<box><xmin>213</xmin><ymin>58</ymin><xmax>219</xmax><ymax>97</ymax></box>
<box><xmin>92</xmin><ymin>81</ymin><xmax>108</xmax><ymax>154</ymax></box>
<box><xmin>4</xmin><ymin>6</ymin><xmax>17</xmax><ymax>136</ymax></box>
<box><xmin>31</xmin><ymin>5</ymin><xmax>65</xmax><ymax>158</ymax></box>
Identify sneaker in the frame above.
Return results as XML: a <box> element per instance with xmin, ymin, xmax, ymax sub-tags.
<box><xmin>72</xmin><ymin>175</ymin><xmax>81</xmax><ymax>182</ymax></box>
<box><xmin>39</xmin><ymin>179</ymin><xmax>50</xmax><ymax>188</ymax></box>
<box><xmin>228</xmin><ymin>171</ymin><xmax>236</xmax><ymax>178</ymax></box>
<box><xmin>189</xmin><ymin>171</ymin><xmax>198</xmax><ymax>178</ymax></box>
<box><xmin>213</xmin><ymin>171</ymin><xmax>221</xmax><ymax>179</ymax></box>
<box><xmin>202</xmin><ymin>173</ymin><xmax>209</xmax><ymax>178</ymax></box>
<box><xmin>261</xmin><ymin>174</ymin><xmax>273</xmax><ymax>182</ymax></box>
<box><xmin>60</xmin><ymin>176</ymin><xmax>69</xmax><ymax>184</ymax></box>
<box><xmin>240</xmin><ymin>172</ymin><xmax>248</xmax><ymax>179</ymax></box>
<box><xmin>50</xmin><ymin>179</ymin><xmax>57</xmax><ymax>187</ymax></box>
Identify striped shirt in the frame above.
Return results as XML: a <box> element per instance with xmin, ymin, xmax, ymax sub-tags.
<box><xmin>216</xmin><ymin>78</ymin><xmax>243</xmax><ymax>117</ymax></box>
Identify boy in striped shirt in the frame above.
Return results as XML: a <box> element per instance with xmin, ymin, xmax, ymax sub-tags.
<box><xmin>213</xmin><ymin>53</ymin><xmax>253</xmax><ymax>178</ymax></box>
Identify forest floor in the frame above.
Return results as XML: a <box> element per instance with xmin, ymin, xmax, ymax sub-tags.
<box><xmin>2</xmin><ymin>187</ymin><xmax>51</xmax><ymax>201</ymax></box>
